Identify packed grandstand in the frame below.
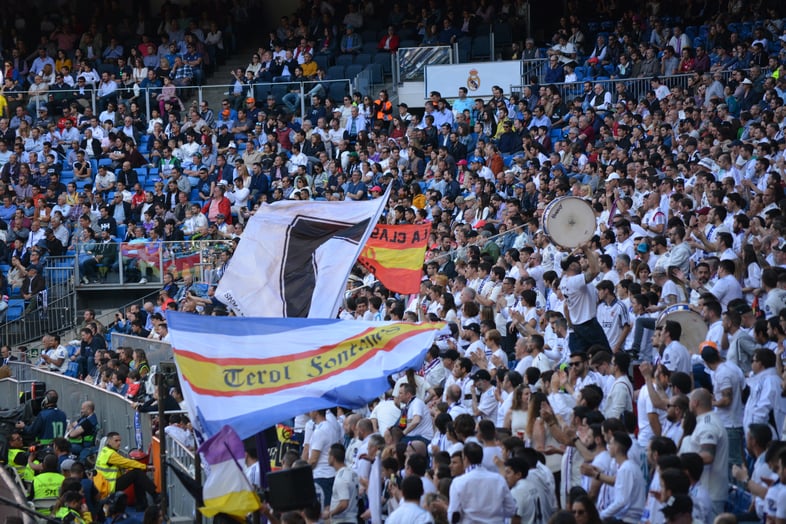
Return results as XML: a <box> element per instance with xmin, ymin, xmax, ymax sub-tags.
<box><xmin>1</xmin><ymin>0</ymin><xmax>786</xmax><ymax>523</ymax></box>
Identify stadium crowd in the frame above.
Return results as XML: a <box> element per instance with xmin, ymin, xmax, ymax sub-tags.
<box><xmin>3</xmin><ymin>0</ymin><xmax>786</xmax><ymax>523</ymax></box>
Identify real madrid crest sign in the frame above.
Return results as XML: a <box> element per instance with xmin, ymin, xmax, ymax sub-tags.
<box><xmin>467</xmin><ymin>69</ymin><xmax>480</xmax><ymax>91</ymax></box>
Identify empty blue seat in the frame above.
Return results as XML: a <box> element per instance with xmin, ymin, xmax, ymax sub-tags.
<box><xmin>6</xmin><ymin>299</ymin><xmax>25</xmax><ymax>322</ymax></box>
<box><xmin>336</xmin><ymin>54</ymin><xmax>354</xmax><ymax>67</ymax></box>
<box><xmin>373</xmin><ymin>53</ymin><xmax>392</xmax><ymax>75</ymax></box>
<box><xmin>471</xmin><ymin>36</ymin><xmax>491</xmax><ymax>60</ymax></box>
<box><xmin>368</xmin><ymin>63</ymin><xmax>384</xmax><ymax>84</ymax></box>
<box><xmin>354</xmin><ymin>53</ymin><xmax>372</xmax><ymax>66</ymax></box>
<box><xmin>314</xmin><ymin>55</ymin><xmax>330</xmax><ymax>72</ymax></box>
<box><xmin>117</xmin><ymin>224</ymin><xmax>127</xmax><ymax>239</ymax></box>
<box><xmin>345</xmin><ymin>64</ymin><xmax>363</xmax><ymax>79</ymax></box>
<box><xmin>327</xmin><ymin>65</ymin><xmax>346</xmax><ymax>79</ymax></box>
<box><xmin>98</xmin><ymin>158</ymin><xmax>113</xmax><ymax>167</ymax></box>
<box><xmin>328</xmin><ymin>82</ymin><xmax>348</xmax><ymax>104</ymax></box>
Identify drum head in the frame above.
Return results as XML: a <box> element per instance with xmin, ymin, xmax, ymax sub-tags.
<box><xmin>657</xmin><ymin>304</ymin><xmax>708</xmax><ymax>354</ymax></box>
<box><xmin>542</xmin><ymin>197</ymin><xmax>595</xmax><ymax>249</ymax></box>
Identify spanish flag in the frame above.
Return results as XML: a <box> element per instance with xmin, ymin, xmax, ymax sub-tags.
<box><xmin>358</xmin><ymin>223</ymin><xmax>431</xmax><ymax>294</ymax></box>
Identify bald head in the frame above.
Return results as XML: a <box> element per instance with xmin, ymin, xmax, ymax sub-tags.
<box><xmin>690</xmin><ymin>388</ymin><xmax>712</xmax><ymax>413</ymax></box>
<box><xmin>356</xmin><ymin>418</ymin><xmax>374</xmax><ymax>439</ymax></box>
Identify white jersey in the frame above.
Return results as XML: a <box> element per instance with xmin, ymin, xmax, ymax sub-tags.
<box><xmin>596</xmin><ymin>298</ymin><xmax>631</xmax><ymax>351</ymax></box>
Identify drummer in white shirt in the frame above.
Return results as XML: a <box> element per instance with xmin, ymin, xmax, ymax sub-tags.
<box><xmin>558</xmin><ymin>244</ymin><xmax>611</xmax><ymax>354</ymax></box>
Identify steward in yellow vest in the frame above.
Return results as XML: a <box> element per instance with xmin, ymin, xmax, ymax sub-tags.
<box><xmin>95</xmin><ymin>432</ymin><xmax>159</xmax><ymax>511</ymax></box>
<box><xmin>31</xmin><ymin>455</ymin><xmax>64</xmax><ymax>516</ymax></box>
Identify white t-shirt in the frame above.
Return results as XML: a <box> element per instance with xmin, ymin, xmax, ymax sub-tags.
<box><xmin>369</xmin><ymin>399</ymin><xmax>401</xmax><ymax>433</ymax></box>
<box><xmin>636</xmin><ymin>386</ymin><xmax>665</xmax><ymax>448</ymax></box>
<box><xmin>597</xmin><ymin>298</ymin><xmax>630</xmax><ymax>351</ymax></box>
<box><xmin>712</xmin><ymin>361</ymin><xmax>745</xmax><ymax>428</ymax></box>
<box><xmin>709</xmin><ymin>274</ymin><xmax>743</xmax><ymax>309</ymax></box>
<box><xmin>47</xmin><ymin>345</ymin><xmax>70</xmax><ymax>373</ymax></box>
<box><xmin>310</xmin><ymin>420</ymin><xmax>339</xmax><ymax>479</ymax></box>
<box><xmin>560</xmin><ymin>273</ymin><xmax>597</xmax><ymax>324</ymax></box>
<box><xmin>330</xmin><ymin>466</ymin><xmax>359</xmax><ymax>523</ymax></box>
<box><xmin>405</xmin><ymin>397</ymin><xmax>434</xmax><ymax>439</ymax></box>
<box><xmin>660</xmin><ymin>340</ymin><xmax>691</xmax><ymax>374</ymax></box>
<box><xmin>687</xmin><ymin>412</ymin><xmax>729</xmax><ymax>502</ymax></box>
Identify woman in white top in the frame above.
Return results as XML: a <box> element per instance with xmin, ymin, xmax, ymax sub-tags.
<box><xmin>741</xmin><ymin>244</ymin><xmax>762</xmax><ymax>304</ymax></box>
<box><xmin>505</xmin><ymin>384</ymin><xmax>531</xmax><ymax>438</ymax></box>
<box><xmin>132</xmin><ymin>57</ymin><xmax>148</xmax><ymax>84</ymax></box>
<box><xmin>528</xmin><ymin>392</ymin><xmax>564</xmax><ymax>473</ymax></box>
<box><xmin>661</xmin><ymin>266</ymin><xmax>688</xmax><ymax>304</ymax></box>
<box><xmin>391</xmin><ymin>369</ymin><xmax>434</xmax><ymax>402</ymax></box>
<box><xmin>245</xmin><ymin>53</ymin><xmax>263</xmax><ymax>77</ymax></box>
<box><xmin>439</xmin><ymin>292</ymin><xmax>458</xmax><ymax>324</ymax></box>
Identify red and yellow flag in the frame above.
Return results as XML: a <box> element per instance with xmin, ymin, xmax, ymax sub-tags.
<box><xmin>358</xmin><ymin>223</ymin><xmax>431</xmax><ymax>294</ymax></box>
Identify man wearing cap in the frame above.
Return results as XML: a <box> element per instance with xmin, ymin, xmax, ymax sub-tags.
<box><xmin>559</xmin><ymin>243</ymin><xmax>610</xmax><ymax>353</ymax></box>
<box><xmin>470</xmin><ymin>369</ymin><xmax>497</xmax><ymax>422</ymax></box>
<box><xmin>700</xmin><ymin>342</ymin><xmax>745</xmax><ymax>468</ymax></box>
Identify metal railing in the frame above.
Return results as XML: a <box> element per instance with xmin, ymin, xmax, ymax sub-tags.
<box><xmin>5</xmin><ymin>78</ymin><xmax>355</xmax><ymax>130</ymax></box>
<box><xmin>111</xmin><ymin>333</ymin><xmax>174</xmax><ymax>368</ymax></box>
<box><xmin>74</xmin><ymin>238</ymin><xmax>234</xmax><ymax>288</ymax></box>
<box><xmin>0</xmin><ymin>465</ymin><xmax>35</xmax><ymax>524</ymax></box>
<box><xmin>521</xmin><ymin>58</ymin><xmax>549</xmax><ymax>83</ymax></box>
<box><xmin>0</xmin><ymin>361</ymin><xmax>153</xmax><ymax>452</ymax></box>
<box><xmin>165</xmin><ymin>433</ymin><xmax>201</xmax><ymax>522</ymax></box>
<box><xmin>509</xmin><ymin>69</ymin><xmax>739</xmax><ymax>105</ymax></box>
<box><xmin>1</xmin><ymin>255</ymin><xmax>78</xmax><ymax>348</ymax></box>
<box><xmin>198</xmin><ymin>79</ymin><xmax>354</xmax><ymax>118</ymax></box>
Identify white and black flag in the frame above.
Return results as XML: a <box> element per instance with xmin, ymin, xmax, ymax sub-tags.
<box><xmin>216</xmin><ymin>188</ymin><xmax>390</xmax><ymax>318</ymax></box>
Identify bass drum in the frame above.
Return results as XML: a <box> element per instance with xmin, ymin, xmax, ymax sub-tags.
<box><xmin>542</xmin><ymin>196</ymin><xmax>596</xmax><ymax>249</ymax></box>
<box><xmin>656</xmin><ymin>304</ymin><xmax>708</xmax><ymax>354</ymax></box>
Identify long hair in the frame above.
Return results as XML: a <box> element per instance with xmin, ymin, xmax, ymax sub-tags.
<box><xmin>526</xmin><ymin>391</ymin><xmax>548</xmax><ymax>437</ymax></box>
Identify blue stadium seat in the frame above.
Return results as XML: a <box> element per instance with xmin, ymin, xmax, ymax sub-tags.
<box><xmin>368</xmin><ymin>63</ymin><xmax>384</xmax><ymax>84</ymax></box>
<box><xmin>117</xmin><ymin>224</ymin><xmax>127</xmax><ymax>240</ymax></box>
<box><xmin>336</xmin><ymin>54</ymin><xmax>354</xmax><ymax>67</ymax></box>
<box><xmin>327</xmin><ymin>65</ymin><xmax>346</xmax><ymax>79</ymax></box>
<box><xmin>345</xmin><ymin>64</ymin><xmax>363</xmax><ymax>79</ymax></box>
<box><xmin>373</xmin><ymin>53</ymin><xmax>392</xmax><ymax>75</ymax></box>
<box><xmin>361</xmin><ymin>42</ymin><xmax>378</xmax><ymax>55</ymax></box>
<box><xmin>314</xmin><ymin>55</ymin><xmax>330</xmax><ymax>72</ymax></box>
<box><xmin>470</xmin><ymin>36</ymin><xmax>491</xmax><ymax>60</ymax></box>
<box><xmin>98</xmin><ymin>158</ymin><xmax>113</xmax><ymax>167</ymax></box>
<box><xmin>6</xmin><ymin>299</ymin><xmax>24</xmax><ymax>322</ymax></box>
<box><xmin>328</xmin><ymin>82</ymin><xmax>348</xmax><ymax>104</ymax></box>
<box><xmin>253</xmin><ymin>84</ymin><xmax>271</xmax><ymax>101</ymax></box>
<box><xmin>354</xmin><ymin>53</ymin><xmax>372</xmax><ymax>66</ymax></box>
